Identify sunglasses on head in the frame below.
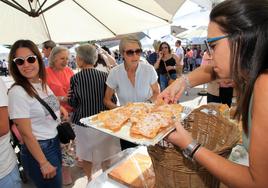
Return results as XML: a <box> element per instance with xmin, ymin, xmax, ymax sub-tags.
<box><xmin>13</xmin><ymin>55</ymin><xmax>37</xmax><ymax>66</ymax></box>
<box><xmin>124</xmin><ymin>49</ymin><xmax>142</xmax><ymax>56</ymax></box>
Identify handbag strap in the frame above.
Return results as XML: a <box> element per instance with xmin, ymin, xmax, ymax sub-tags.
<box><xmin>34</xmin><ymin>95</ymin><xmax>58</xmax><ymax>121</ymax></box>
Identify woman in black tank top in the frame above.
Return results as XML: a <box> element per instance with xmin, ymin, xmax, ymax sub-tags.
<box><xmin>153</xmin><ymin>41</ymin><xmax>180</xmax><ymax>91</ymax></box>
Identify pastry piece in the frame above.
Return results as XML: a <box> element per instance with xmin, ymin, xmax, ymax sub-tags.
<box><xmin>93</xmin><ymin>108</ymin><xmax>130</xmax><ymax>132</ymax></box>
<box><xmin>108</xmin><ymin>153</ymin><xmax>155</xmax><ymax>188</ymax></box>
<box><xmin>130</xmin><ymin>111</ymin><xmax>173</xmax><ymax>139</ymax></box>
<box><xmin>152</xmin><ymin>103</ymin><xmax>183</xmax><ymax>119</ymax></box>
<box><xmin>125</xmin><ymin>102</ymin><xmax>154</xmax><ymax>118</ymax></box>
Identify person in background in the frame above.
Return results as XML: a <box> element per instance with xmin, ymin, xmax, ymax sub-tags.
<box><xmin>46</xmin><ymin>46</ymin><xmax>74</xmax><ymax>185</ymax></box>
<box><xmin>158</xmin><ymin>0</ymin><xmax>268</xmax><ymax>187</ymax></box>
<box><xmin>195</xmin><ymin>46</ymin><xmax>202</xmax><ymax>68</ymax></box>
<box><xmin>94</xmin><ymin>47</ymin><xmax>114</xmax><ymax>73</ymax></box>
<box><xmin>101</xmin><ymin>46</ymin><xmax>117</xmax><ymax>67</ymax></box>
<box><xmin>186</xmin><ymin>48</ymin><xmax>194</xmax><ymax>72</ymax></box>
<box><xmin>94</xmin><ymin>44</ymin><xmax>117</xmax><ymax>69</ymax></box>
<box><xmin>68</xmin><ymin>44</ymin><xmax>120</xmax><ymax>181</ymax></box>
<box><xmin>46</xmin><ymin>46</ymin><xmax>74</xmax><ymax>112</ymax></box>
<box><xmin>2</xmin><ymin>59</ymin><xmax>8</xmax><ymax>76</ymax></box>
<box><xmin>0</xmin><ymin>77</ymin><xmax>21</xmax><ymax>188</ymax></box>
<box><xmin>104</xmin><ymin>35</ymin><xmax>160</xmax><ymax>150</ymax></box>
<box><xmin>204</xmin><ymin>52</ymin><xmax>234</xmax><ymax>107</ymax></box>
<box><xmin>175</xmin><ymin>40</ymin><xmax>184</xmax><ymax>76</ymax></box>
<box><xmin>153</xmin><ymin>41</ymin><xmax>180</xmax><ymax>91</ymax></box>
<box><xmin>147</xmin><ymin>40</ymin><xmax>161</xmax><ymax>66</ymax></box>
<box><xmin>8</xmin><ymin>39</ymin><xmax>62</xmax><ymax>188</ymax></box>
<box><xmin>42</xmin><ymin>40</ymin><xmax>56</xmax><ymax>67</ymax></box>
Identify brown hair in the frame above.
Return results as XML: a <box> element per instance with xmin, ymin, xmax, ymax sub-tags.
<box><xmin>8</xmin><ymin>39</ymin><xmax>47</xmax><ymax>97</ymax></box>
<box><xmin>159</xmin><ymin>41</ymin><xmax>171</xmax><ymax>54</ymax></box>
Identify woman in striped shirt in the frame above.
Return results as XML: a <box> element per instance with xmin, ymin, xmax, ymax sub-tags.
<box><xmin>68</xmin><ymin>44</ymin><xmax>120</xmax><ymax>181</ymax></box>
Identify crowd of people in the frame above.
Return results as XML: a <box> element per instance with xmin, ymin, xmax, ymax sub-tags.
<box><xmin>1</xmin><ymin>0</ymin><xmax>268</xmax><ymax>188</ymax></box>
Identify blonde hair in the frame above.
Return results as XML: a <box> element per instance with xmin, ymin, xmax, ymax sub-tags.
<box><xmin>153</xmin><ymin>40</ymin><xmax>161</xmax><ymax>52</ymax></box>
<box><xmin>119</xmin><ymin>35</ymin><xmax>142</xmax><ymax>55</ymax></box>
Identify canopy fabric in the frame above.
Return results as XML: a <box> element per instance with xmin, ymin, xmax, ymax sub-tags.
<box><xmin>0</xmin><ymin>45</ymin><xmax>10</xmax><ymax>53</ymax></box>
<box><xmin>176</xmin><ymin>25</ymin><xmax>207</xmax><ymax>44</ymax></box>
<box><xmin>177</xmin><ymin>26</ymin><xmax>207</xmax><ymax>39</ymax></box>
<box><xmin>0</xmin><ymin>0</ymin><xmax>185</xmax><ymax>45</ymax></box>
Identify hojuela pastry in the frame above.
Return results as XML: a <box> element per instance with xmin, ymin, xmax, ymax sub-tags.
<box><xmin>108</xmin><ymin>153</ymin><xmax>155</xmax><ymax>188</ymax></box>
<box><xmin>92</xmin><ymin>108</ymin><xmax>129</xmax><ymax>132</ymax></box>
<box><xmin>130</xmin><ymin>111</ymin><xmax>174</xmax><ymax>139</ymax></box>
<box><xmin>92</xmin><ymin>102</ymin><xmax>183</xmax><ymax>139</ymax></box>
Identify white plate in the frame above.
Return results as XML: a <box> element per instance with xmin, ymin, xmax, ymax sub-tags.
<box><xmin>80</xmin><ymin>106</ymin><xmax>192</xmax><ymax>146</ymax></box>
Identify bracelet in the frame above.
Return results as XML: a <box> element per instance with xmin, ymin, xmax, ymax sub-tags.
<box><xmin>182</xmin><ymin>75</ymin><xmax>191</xmax><ymax>92</ymax></box>
<box><xmin>191</xmin><ymin>143</ymin><xmax>202</xmax><ymax>159</ymax></box>
<box><xmin>182</xmin><ymin>140</ymin><xmax>201</xmax><ymax>162</ymax></box>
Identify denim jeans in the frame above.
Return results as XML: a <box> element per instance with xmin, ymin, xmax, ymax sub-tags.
<box><xmin>0</xmin><ymin>165</ymin><xmax>21</xmax><ymax>188</ymax></box>
<box><xmin>159</xmin><ymin>73</ymin><xmax>177</xmax><ymax>91</ymax></box>
<box><xmin>21</xmin><ymin>136</ymin><xmax>62</xmax><ymax>188</ymax></box>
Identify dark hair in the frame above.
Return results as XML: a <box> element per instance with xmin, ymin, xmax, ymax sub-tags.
<box><xmin>210</xmin><ymin>0</ymin><xmax>268</xmax><ymax>134</ymax></box>
<box><xmin>8</xmin><ymin>39</ymin><xmax>47</xmax><ymax>97</ymax></box>
<box><xmin>42</xmin><ymin>40</ymin><xmax>56</xmax><ymax>49</ymax></box>
<box><xmin>94</xmin><ymin>54</ymin><xmax>107</xmax><ymax>67</ymax></box>
<box><xmin>101</xmin><ymin>46</ymin><xmax>111</xmax><ymax>55</ymax></box>
<box><xmin>159</xmin><ymin>41</ymin><xmax>171</xmax><ymax>53</ymax></box>
<box><xmin>176</xmin><ymin>40</ymin><xmax>181</xmax><ymax>45</ymax></box>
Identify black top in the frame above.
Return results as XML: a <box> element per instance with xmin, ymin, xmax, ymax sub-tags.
<box><xmin>68</xmin><ymin>68</ymin><xmax>108</xmax><ymax>126</ymax></box>
<box><xmin>158</xmin><ymin>57</ymin><xmax>176</xmax><ymax>75</ymax></box>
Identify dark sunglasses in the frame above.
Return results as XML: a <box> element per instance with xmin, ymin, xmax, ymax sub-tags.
<box><xmin>124</xmin><ymin>49</ymin><xmax>142</xmax><ymax>56</ymax></box>
<box><xmin>13</xmin><ymin>55</ymin><xmax>37</xmax><ymax>66</ymax></box>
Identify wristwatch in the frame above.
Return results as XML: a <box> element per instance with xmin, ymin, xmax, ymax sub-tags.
<box><xmin>182</xmin><ymin>140</ymin><xmax>201</xmax><ymax>161</ymax></box>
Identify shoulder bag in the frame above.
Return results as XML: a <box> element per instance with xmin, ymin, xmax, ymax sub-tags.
<box><xmin>163</xmin><ymin>60</ymin><xmax>176</xmax><ymax>85</ymax></box>
<box><xmin>34</xmin><ymin>95</ymin><xmax>75</xmax><ymax>144</ymax></box>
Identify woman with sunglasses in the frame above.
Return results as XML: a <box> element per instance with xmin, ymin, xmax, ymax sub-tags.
<box><xmin>158</xmin><ymin>0</ymin><xmax>268</xmax><ymax>187</ymax></box>
<box><xmin>8</xmin><ymin>40</ymin><xmax>62</xmax><ymax>188</ymax></box>
<box><xmin>154</xmin><ymin>41</ymin><xmax>180</xmax><ymax>91</ymax></box>
<box><xmin>104</xmin><ymin>35</ymin><xmax>160</xmax><ymax>150</ymax></box>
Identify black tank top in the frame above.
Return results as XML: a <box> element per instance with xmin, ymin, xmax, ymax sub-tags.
<box><xmin>158</xmin><ymin>57</ymin><xmax>176</xmax><ymax>75</ymax></box>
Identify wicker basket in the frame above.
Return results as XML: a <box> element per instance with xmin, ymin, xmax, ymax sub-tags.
<box><xmin>148</xmin><ymin>104</ymin><xmax>240</xmax><ymax>188</ymax></box>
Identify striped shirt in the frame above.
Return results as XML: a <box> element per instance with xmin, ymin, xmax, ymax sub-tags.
<box><xmin>68</xmin><ymin>68</ymin><xmax>108</xmax><ymax>126</ymax></box>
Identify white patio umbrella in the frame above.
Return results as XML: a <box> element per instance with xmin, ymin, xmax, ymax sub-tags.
<box><xmin>0</xmin><ymin>0</ymin><xmax>185</xmax><ymax>45</ymax></box>
<box><xmin>0</xmin><ymin>45</ymin><xmax>10</xmax><ymax>53</ymax></box>
<box><xmin>176</xmin><ymin>25</ymin><xmax>207</xmax><ymax>44</ymax></box>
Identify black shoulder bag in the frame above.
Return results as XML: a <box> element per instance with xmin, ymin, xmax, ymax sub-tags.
<box><xmin>34</xmin><ymin>95</ymin><xmax>75</xmax><ymax>144</ymax></box>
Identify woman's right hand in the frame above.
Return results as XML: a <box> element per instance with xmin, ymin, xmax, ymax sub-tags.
<box><xmin>40</xmin><ymin>161</ymin><xmax>57</xmax><ymax>179</ymax></box>
<box><xmin>157</xmin><ymin>76</ymin><xmax>187</xmax><ymax>104</ymax></box>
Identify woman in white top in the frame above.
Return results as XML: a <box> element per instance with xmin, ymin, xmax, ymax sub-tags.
<box><xmin>8</xmin><ymin>40</ymin><xmax>64</xmax><ymax>188</ymax></box>
<box><xmin>0</xmin><ymin>78</ymin><xmax>21</xmax><ymax>187</ymax></box>
<box><xmin>104</xmin><ymin>35</ymin><xmax>160</xmax><ymax>150</ymax></box>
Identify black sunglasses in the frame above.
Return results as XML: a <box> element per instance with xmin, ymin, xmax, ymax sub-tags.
<box><xmin>124</xmin><ymin>49</ymin><xmax>142</xmax><ymax>56</ymax></box>
<box><xmin>13</xmin><ymin>55</ymin><xmax>37</xmax><ymax>66</ymax></box>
